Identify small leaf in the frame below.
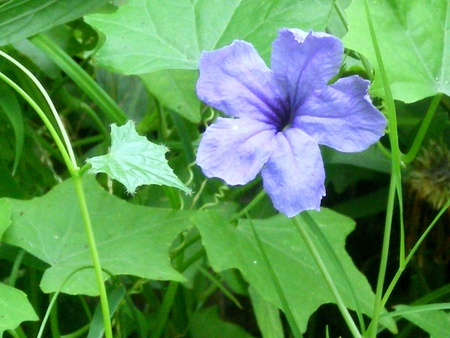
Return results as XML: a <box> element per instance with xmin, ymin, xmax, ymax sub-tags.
<box><xmin>87</xmin><ymin>121</ymin><xmax>190</xmax><ymax>194</ymax></box>
<box><xmin>395</xmin><ymin>305</ymin><xmax>450</xmax><ymax>338</ymax></box>
<box><xmin>0</xmin><ymin>284</ymin><xmax>38</xmax><ymax>335</ymax></box>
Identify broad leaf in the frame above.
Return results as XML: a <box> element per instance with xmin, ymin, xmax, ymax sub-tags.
<box><xmin>0</xmin><ymin>284</ymin><xmax>38</xmax><ymax>335</ymax></box>
<box><xmin>395</xmin><ymin>305</ymin><xmax>450</xmax><ymax>338</ymax></box>
<box><xmin>0</xmin><ymin>199</ymin><xmax>10</xmax><ymax>240</ymax></box>
<box><xmin>2</xmin><ymin>176</ymin><xmax>192</xmax><ymax>295</ymax></box>
<box><xmin>85</xmin><ymin>0</ymin><xmax>334</xmax><ymax>122</ymax></box>
<box><xmin>87</xmin><ymin>121</ymin><xmax>190</xmax><ymax>194</ymax></box>
<box><xmin>192</xmin><ymin>209</ymin><xmax>396</xmax><ymax>333</ymax></box>
<box><xmin>0</xmin><ymin>0</ymin><xmax>109</xmax><ymax>46</ymax></box>
<box><xmin>344</xmin><ymin>0</ymin><xmax>450</xmax><ymax>103</ymax></box>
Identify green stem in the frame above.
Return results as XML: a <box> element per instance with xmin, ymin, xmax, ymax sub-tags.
<box><xmin>379</xmin><ymin>199</ymin><xmax>450</xmax><ymax>310</ymax></box>
<box><xmin>402</xmin><ymin>94</ymin><xmax>443</xmax><ymax>164</ymax></box>
<box><xmin>250</xmin><ymin>216</ymin><xmax>303</xmax><ymax>338</ymax></box>
<box><xmin>29</xmin><ymin>34</ymin><xmax>127</xmax><ymax>125</ymax></box>
<box><xmin>72</xmin><ymin>174</ymin><xmax>113</xmax><ymax>338</ymax></box>
<box><xmin>150</xmin><ymin>281</ymin><xmax>179</xmax><ymax>338</ymax></box>
<box><xmin>292</xmin><ymin>216</ymin><xmax>361</xmax><ymax>338</ymax></box>
<box><xmin>362</xmin><ymin>1</ymin><xmax>403</xmax><ymax>336</ymax></box>
<box><xmin>301</xmin><ymin>212</ymin><xmax>365</xmax><ymax>333</ymax></box>
<box><xmin>0</xmin><ymin>50</ymin><xmax>78</xmax><ymax>169</ymax></box>
<box><xmin>0</xmin><ymin>50</ymin><xmax>113</xmax><ymax>338</ymax></box>
<box><xmin>0</xmin><ymin>71</ymin><xmax>75</xmax><ymax>174</ymax></box>
<box><xmin>232</xmin><ymin>189</ymin><xmax>267</xmax><ymax>221</ymax></box>
<box><xmin>8</xmin><ymin>249</ymin><xmax>25</xmax><ymax>287</ymax></box>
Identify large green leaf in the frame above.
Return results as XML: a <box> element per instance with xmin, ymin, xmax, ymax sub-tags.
<box><xmin>85</xmin><ymin>0</ymin><xmax>334</xmax><ymax>122</ymax></box>
<box><xmin>0</xmin><ymin>0</ymin><xmax>110</xmax><ymax>46</ymax></box>
<box><xmin>87</xmin><ymin>121</ymin><xmax>190</xmax><ymax>194</ymax></box>
<box><xmin>395</xmin><ymin>305</ymin><xmax>450</xmax><ymax>338</ymax></box>
<box><xmin>344</xmin><ymin>0</ymin><xmax>450</xmax><ymax>103</ymax></box>
<box><xmin>0</xmin><ymin>284</ymin><xmax>38</xmax><ymax>335</ymax></box>
<box><xmin>2</xmin><ymin>176</ymin><xmax>192</xmax><ymax>296</ymax></box>
<box><xmin>192</xmin><ymin>209</ymin><xmax>396</xmax><ymax>333</ymax></box>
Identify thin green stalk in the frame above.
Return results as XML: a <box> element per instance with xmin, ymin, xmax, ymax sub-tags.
<box><xmin>362</xmin><ymin>1</ymin><xmax>403</xmax><ymax>335</ymax></box>
<box><xmin>8</xmin><ymin>249</ymin><xmax>25</xmax><ymax>287</ymax></box>
<box><xmin>72</xmin><ymin>173</ymin><xmax>113</xmax><ymax>338</ymax></box>
<box><xmin>250</xmin><ymin>215</ymin><xmax>303</xmax><ymax>338</ymax></box>
<box><xmin>150</xmin><ymin>281</ymin><xmax>179</xmax><ymax>338</ymax></box>
<box><xmin>292</xmin><ymin>216</ymin><xmax>361</xmax><ymax>338</ymax></box>
<box><xmin>232</xmin><ymin>189</ymin><xmax>267</xmax><ymax>221</ymax></box>
<box><xmin>29</xmin><ymin>34</ymin><xmax>127</xmax><ymax>125</ymax></box>
<box><xmin>0</xmin><ymin>71</ymin><xmax>75</xmax><ymax>174</ymax></box>
<box><xmin>379</xmin><ymin>199</ymin><xmax>450</xmax><ymax>310</ymax></box>
<box><xmin>301</xmin><ymin>212</ymin><xmax>365</xmax><ymax>333</ymax></box>
<box><xmin>0</xmin><ymin>51</ymin><xmax>113</xmax><ymax>337</ymax></box>
<box><xmin>0</xmin><ymin>50</ymin><xmax>78</xmax><ymax>169</ymax></box>
<box><xmin>402</xmin><ymin>94</ymin><xmax>443</xmax><ymax>164</ymax></box>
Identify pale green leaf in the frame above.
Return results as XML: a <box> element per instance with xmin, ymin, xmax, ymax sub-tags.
<box><xmin>395</xmin><ymin>305</ymin><xmax>450</xmax><ymax>338</ymax></box>
<box><xmin>2</xmin><ymin>176</ymin><xmax>192</xmax><ymax>295</ymax></box>
<box><xmin>84</xmin><ymin>0</ymin><xmax>334</xmax><ymax>121</ymax></box>
<box><xmin>192</xmin><ymin>209</ymin><xmax>397</xmax><ymax>333</ymax></box>
<box><xmin>0</xmin><ymin>0</ymin><xmax>110</xmax><ymax>46</ymax></box>
<box><xmin>87</xmin><ymin>121</ymin><xmax>190</xmax><ymax>194</ymax></box>
<box><xmin>0</xmin><ymin>284</ymin><xmax>38</xmax><ymax>335</ymax></box>
<box><xmin>344</xmin><ymin>0</ymin><xmax>450</xmax><ymax>102</ymax></box>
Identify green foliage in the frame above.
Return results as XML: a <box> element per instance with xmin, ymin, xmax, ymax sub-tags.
<box><xmin>344</xmin><ymin>0</ymin><xmax>450</xmax><ymax>102</ymax></box>
<box><xmin>0</xmin><ymin>0</ymin><xmax>110</xmax><ymax>46</ymax></box>
<box><xmin>0</xmin><ymin>0</ymin><xmax>448</xmax><ymax>336</ymax></box>
<box><xmin>0</xmin><ymin>284</ymin><xmax>38</xmax><ymax>335</ymax></box>
<box><xmin>87</xmin><ymin>121</ymin><xmax>190</xmax><ymax>194</ymax></box>
<box><xmin>84</xmin><ymin>0</ymin><xmax>334</xmax><ymax>121</ymax></box>
<box><xmin>2</xmin><ymin>176</ymin><xmax>191</xmax><ymax>295</ymax></box>
<box><xmin>192</xmin><ymin>209</ymin><xmax>396</xmax><ymax>333</ymax></box>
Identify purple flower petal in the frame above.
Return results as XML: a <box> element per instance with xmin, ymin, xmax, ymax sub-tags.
<box><xmin>197</xmin><ymin>117</ymin><xmax>276</xmax><ymax>185</ymax></box>
<box><xmin>294</xmin><ymin>76</ymin><xmax>387</xmax><ymax>152</ymax></box>
<box><xmin>196</xmin><ymin>41</ymin><xmax>286</xmax><ymax>125</ymax></box>
<box><xmin>261</xmin><ymin>128</ymin><xmax>325</xmax><ymax>217</ymax></box>
<box><xmin>271</xmin><ymin>29</ymin><xmax>343</xmax><ymax>111</ymax></box>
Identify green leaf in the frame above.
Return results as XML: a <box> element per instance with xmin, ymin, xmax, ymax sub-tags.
<box><xmin>395</xmin><ymin>305</ymin><xmax>450</xmax><ymax>338</ymax></box>
<box><xmin>2</xmin><ymin>176</ymin><xmax>192</xmax><ymax>295</ymax></box>
<box><xmin>192</xmin><ymin>209</ymin><xmax>396</xmax><ymax>333</ymax></box>
<box><xmin>85</xmin><ymin>0</ymin><xmax>333</xmax><ymax>74</ymax></box>
<box><xmin>248</xmin><ymin>286</ymin><xmax>284</xmax><ymax>338</ymax></box>
<box><xmin>87</xmin><ymin>121</ymin><xmax>190</xmax><ymax>194</ymax></box>
<box><xmin>189</xmin><ymin>306</ymin><xmax>254</xmax><ymax>338</ymax></box>
<box><xmin>0</xmin><ymin>283</ymin><xmax>38</xmax><ymax>335</ymax></box>
<box><xmin>344</xmin><ymin>0</ymin><xmax>450</xmax><ymax>102</ymax></box>
<box><xmin>85</xmin><ymin>0</ymin><xmax>334</xmax><ymax>121</ymax></box>
<box><xmin>0</xmin><ymin>82</ymin><xmax>24</xmax><ymax>175</ymax></box>
<box><xmin>0</xmin><ymin>0</ymin><xmax>110</xmax><ymax>46</ymax></box>
<box><xmin>139</xmin><ymin>70</ymin><xmax>200</xmax><ymax>123</ymax></box>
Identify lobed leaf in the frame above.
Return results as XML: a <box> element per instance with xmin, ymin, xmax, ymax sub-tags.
<box><xmin>87</xmin><ymin>121</ymin><xmax>190</xmax><ymax>195</ymax></box>
<box><xmin>0</xmin><ymin>284</ymin><xmax>38</xmax><ymax>335</ymax></box>
<box><xmin>192</xmin><ymin>209</ymin><xmax>397</xmax><ymax>333</ymax></box>
<box><xmin>2</xmin><ymin>176</ymin><xmax>192</xmax><ymax>295</ymax></box>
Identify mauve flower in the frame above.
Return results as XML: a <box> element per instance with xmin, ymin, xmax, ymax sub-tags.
<box><xmin>196</xmin><ymin>28</ymin><xmax>386</xmax><ymax>217</ymax></box>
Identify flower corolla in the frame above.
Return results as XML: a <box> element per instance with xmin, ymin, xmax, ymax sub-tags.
<box><xmin>196</xmin><ymin>28</ymin><xmax>386</xmax><ymax>217</ymax></box>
